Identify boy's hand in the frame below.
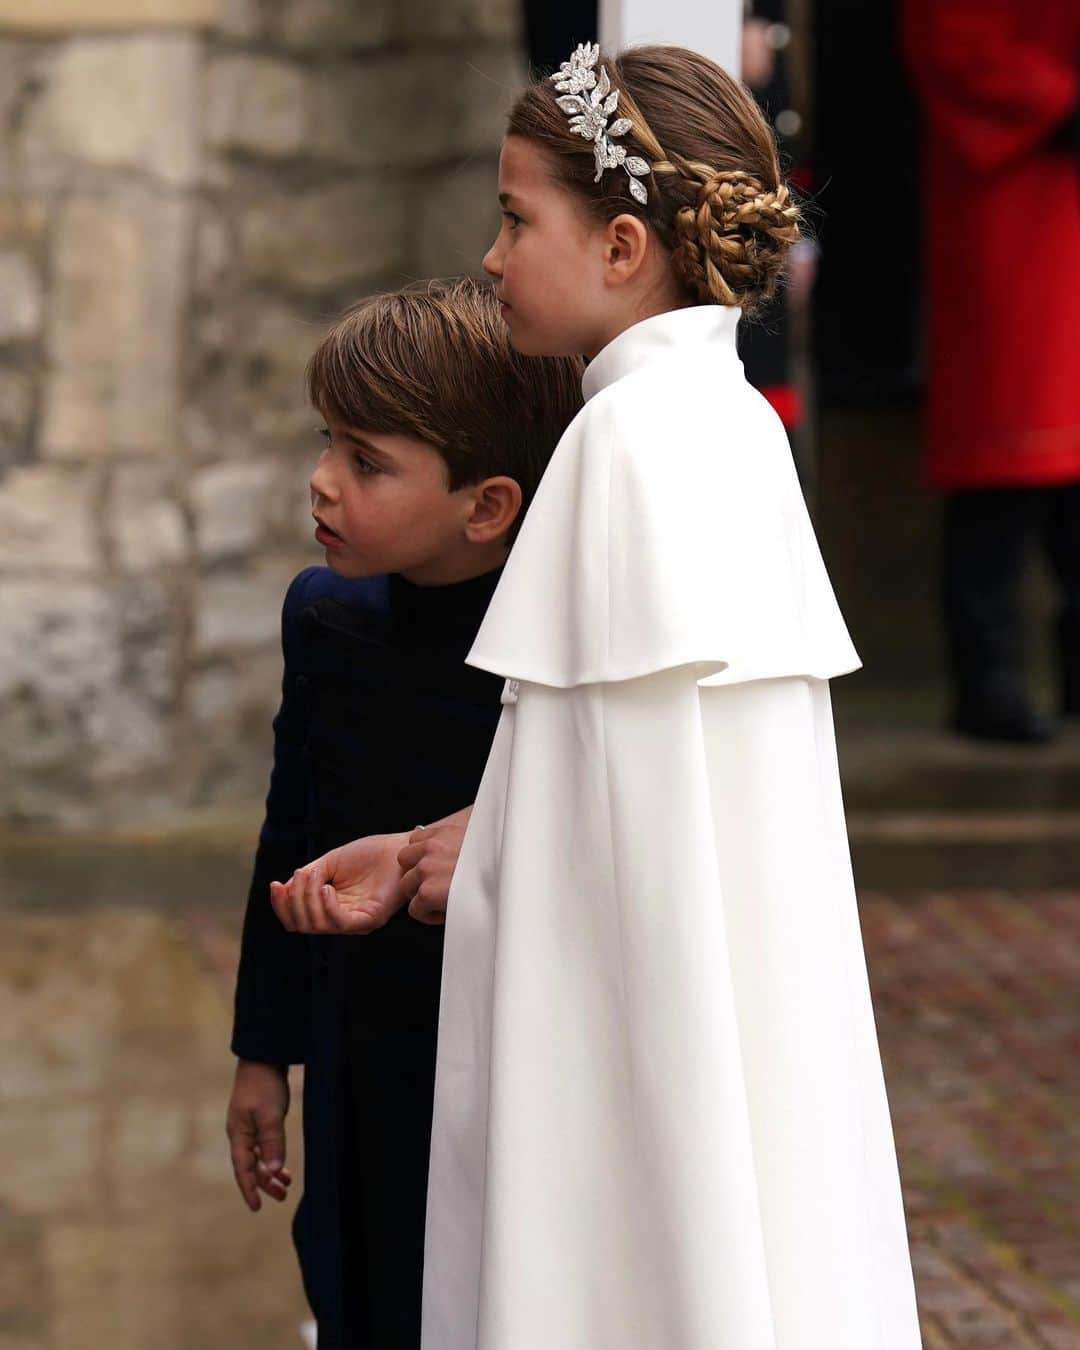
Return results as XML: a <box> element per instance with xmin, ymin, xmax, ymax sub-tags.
<box><xmin>397</xmin><ymin>807</ymin><xmax>473</xmax><ymax>926</ymax></box>
<box><xmin>226</xmin><ymin>1060</ymin><xmax>292</xmax><ymax>1212</ymax></box>
<box><xmin>271</xmin><ymin>833</ymin><xmax>412</xmax><ymax>935</ymax></box>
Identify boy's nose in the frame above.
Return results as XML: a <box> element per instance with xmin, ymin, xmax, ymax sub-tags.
<box><xmin>309</xmin><ymin>454</ymin><xmax>337</xmax><ymax>504</ymax></box>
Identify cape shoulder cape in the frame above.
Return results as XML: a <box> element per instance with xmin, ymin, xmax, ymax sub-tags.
<box><xmin>467</xmin><ymin>305</ymin><xmax>860</xmax><ymax>689</ymax></box>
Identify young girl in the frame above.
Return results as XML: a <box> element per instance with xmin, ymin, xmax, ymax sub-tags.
<box><xmin>418</xmin><ymin>44</ymin><xmax>922</xmax><ymax>1349</ymax></box>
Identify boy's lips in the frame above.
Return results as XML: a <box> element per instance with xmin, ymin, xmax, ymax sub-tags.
<box><xmin>313</xmin><ymin>515</ymin><xmax>345</xmax><ymax>548</ymax></box>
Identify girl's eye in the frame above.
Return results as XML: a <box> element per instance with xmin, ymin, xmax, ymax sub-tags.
<box><xmin>502</xmin><ymin>210</ymin><xmax>522</xmax><ymax>229</ymax></box>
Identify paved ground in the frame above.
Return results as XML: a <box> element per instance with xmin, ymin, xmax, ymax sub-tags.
<box><xmin>863</xmin><ymin>889</ymin><xmax>1080</xmax><ymax>1348</ymax></box>
<box><xmin>2</xmin><ymin>708</ymin><xmax>1079</xmax><ymax>1348</ymax></box>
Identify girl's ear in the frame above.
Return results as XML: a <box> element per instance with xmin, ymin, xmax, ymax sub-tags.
<box><xmin>464</xmin><ymin>476</ymin><xmax>523</xmax><ymax>546</ymax></box>
<box><xmin>603</xmin><ymin>213</ymin><xmax>651</xmax><ymax>289</ymax></box>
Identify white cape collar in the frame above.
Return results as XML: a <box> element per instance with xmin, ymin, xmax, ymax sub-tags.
<box><xmin>582</xmin><ymin>305</ymin><xmax>741</xmax><ymax>401</ymax></box>
<box><xmin>466</xmin><ymin>300</ymin><xmax>859</xmax><ymax>688</ymax></box>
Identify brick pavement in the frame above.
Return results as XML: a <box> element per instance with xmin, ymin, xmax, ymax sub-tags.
<box><xmin>860</xmin><ymin>890</ymin><xmax>1080</xmax><ymax>1348</ymax></box>
<box><xmin>193</xmin><ymin>890</ymin><xmax>1080</xmax><ymax>1347</ymax></box>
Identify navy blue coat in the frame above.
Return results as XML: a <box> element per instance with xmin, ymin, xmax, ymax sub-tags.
<box><xmin>231</xmin><ymin>565</ymin><xmax>504</xmax><ymax>1349</ymax></box>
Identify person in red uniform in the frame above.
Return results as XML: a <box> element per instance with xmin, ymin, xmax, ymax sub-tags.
<box><xmin>903</xmin><ymin>0</ymin><xmax>1080</xmax><ymax>741</ymax></box>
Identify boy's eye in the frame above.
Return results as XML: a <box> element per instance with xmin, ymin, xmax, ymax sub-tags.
<box><xmin>351</xmin><ymin>453</ymin><xmax>380</xmax><ymax>476</ymax></box>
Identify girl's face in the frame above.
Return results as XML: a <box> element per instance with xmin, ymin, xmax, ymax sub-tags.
<box><xmin>483</xmin><ymin>135</ymin><xmax>617</xmax><ymax>359</ymax></box>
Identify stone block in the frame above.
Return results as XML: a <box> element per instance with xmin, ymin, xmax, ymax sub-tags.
<box><xmin>1</xmin><ymin>915</ymin><xmax>120</xmax><ymax>1103</ymax></box>
<box><xmin>190</xmin><ymin>459</ymin><xmax>275</xmax><ymax>560</ymax></box>
<box><xmin>0</xmin><ymin>41</ymin><xmax>18</xmax><ymax>193</ymax></box>
<box><xmin>194</xmin><ymin>563</ymin><xmax>295</xmax><ymax>655</ymax></box>
<box><xmin>108</xmin><ymin>575</ymin><xmax>182</xmax><ymax>707</ymax></box>
<box><xmin>0</xmin><ymin>465</ymin><xmax>98</xmax><ymax>572</ymax></box>
<box><xmin>310</xmin><ymin>48</ymin><xmax>519</xmax><ymax>171</ymax></box>
<box><xmin>310</xmin><ymin>53</ymin><xmax>464</xmax><ymax>169</ymax></box>
<box><xmin>18</xmin><ymin>35</ymin><xmax>201</xmax><ymax>188</ymax></box>
<box><xmin>192</xmin><ymin>209</ymin><xmax>230</xmax><ymax>294</ymax></box>
<box><xmin>107</xmin><ymin>460</ymin><xmax>187</xmax><ymax>570</ymax></box>
<box><xmin>237</xmin><ymin>181</ymin><xmax>408</xmax><ymax>293</ymax></box>
<box><xmin>87</xmin><ymin>685</ymin><xmax>172</xmax><ymax>781</ymax></box>
<box><xmin>0</xmin><ymin>1102</ymin><xmax>101</xmax><ymax>1214</ymax></box>
<box><xmin>204</xmin><ymin>53</ymin><xmax>307</xmax><ymax>159</ymax></box>
<box><xmin>236</xmin><ymin>300</ymin><xmax>321</xmax><ymax>433</ymax></box>
<box><xmin>187</xmin><ymin>651</ymin><xmax>280</xmax><ymax>736</ymax></box>
<box><xmin>0</xmin><ymin>251</ymin><xmax>42</xmax><ymax>342</ymax></box>
<box><xmin>0</xmin><ymin>197</ymin><xmax>49</xmax><ymax>253</ymax></box>
<box><xmin>398</xmin><ymin>0</ymin><xmax>519</xmax><ymax>40</ymax></box>
<box><xmin>460</xmin><ymin>45</ymin><xmax>526</xmax><ymax>155</ymax></box>
<box><xmin>41</xmin><ymin>192</ymin><xmax>189</xmax><ymax>458</ymax></box>
<box><xmin>269</xmin><ymin>0</ymin><xmax>395</xmax><ymax>52</ymax></box>
<box><xmin>189</xmin><ymin>297</ymin><xmax>319</xmax><ymax>456</ymax></box>
<box><xmin>46</xmin><ymin>1220</ymin><xmax>181</xmax><ymax>1350</ymax></box>
<box><xmin>0</xmin><ymin>576</ymin><xmax>177</xmax><ymax>806</ymax></box>
<box><xmin>413</xmin><ymin>158</ymin><xmax>500</xmax><ymax>279</ymax></box>
<box><xmin>113</xmin><ymin>1097</ymin><xmax>187</xmax><ymax>1181</ymax></box>
<box><xmin>0</xmin><ymin>580</ymin><xmax>117</xmax><ymax>712</ymax></box>
<box><xmin>0</xmin><ymin>0</ymin><xmax>219</xmax><ymax>29</ymax></box>
<box><xmin>216</xmin><ymin>0</ymin><xmax>259</xmax><ymax>37</ymax></box>
<box><xmin>0</xmin><ymin>368</ymin><xmax>36</xmax><ymax>465</ymax></box>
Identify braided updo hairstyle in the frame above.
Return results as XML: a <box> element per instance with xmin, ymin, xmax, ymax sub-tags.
<box><xmin>507</xmin><ymin>45</ymin><xmax>801</xmax><ymax>313</ymax></box>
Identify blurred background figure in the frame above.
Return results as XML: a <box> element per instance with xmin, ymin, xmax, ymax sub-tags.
<box><xmin>737</xmin><ymin>1</ymin><xmax>819</xmax><ymax>497</ymax></box>
<box><xmin>902</xmin><ymin>0</ymin><xmax>1080</xmax><ymax>743</ymax></box>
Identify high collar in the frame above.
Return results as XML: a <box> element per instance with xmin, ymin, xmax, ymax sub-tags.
<box><xmin>388</xmin><ymin>565</ymin><xmax>503</xmax><ymax>644</ymax></box>
<box><xmin>581</xmin><ymin>305</ymin><xmax>741</xmax><ymax>402</ymax></box>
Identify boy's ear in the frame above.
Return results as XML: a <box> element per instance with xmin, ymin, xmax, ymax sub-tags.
<box><xmin>464</xmin><ymin>476</ymin><xmax>523</xmax><ymax>546</ymax></box>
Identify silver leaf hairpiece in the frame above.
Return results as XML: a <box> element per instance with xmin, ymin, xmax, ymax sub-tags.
<box><xmin>550</xmin><ymin>42</ymin><xmax>650</xmax><ymax>205</ymax></box>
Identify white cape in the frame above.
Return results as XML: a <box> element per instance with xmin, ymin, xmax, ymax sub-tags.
<box><xmin>423</xmin><ymin>307</ymin><xmax>921</xmax><ymax>1349</ymax></box>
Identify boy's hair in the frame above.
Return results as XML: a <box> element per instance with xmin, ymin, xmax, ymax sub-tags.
<box><xmin>508</xmin><ymin>46</ymin><xmax>801</xmax><ymax>315</ymax></box>
<box><xmin>307</xmin><ymin>278</ymin><xmax>584</xmax><ymax>527</ymax></box>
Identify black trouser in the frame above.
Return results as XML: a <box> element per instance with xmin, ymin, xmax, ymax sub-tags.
<box><xmin>943</xmin><ymin>483</ymin><xmax>1080</xmax><ymax>712</ymax></box>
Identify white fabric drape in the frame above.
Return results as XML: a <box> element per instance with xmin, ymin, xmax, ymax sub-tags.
<box><xmin>422</xmin><ymin>307</ymin><xmax>921</xmax><ymax>1348</ymax></box>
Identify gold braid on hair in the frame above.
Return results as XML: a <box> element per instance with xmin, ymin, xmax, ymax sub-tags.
<box><xmin>656</xmin><ymin>162</ymin><xmax>801</xmax><ymax>306</ymax></box>
<box><xmin>603</xmin><ymin>67</ymin><xmax>801</xmax><ymax>308</ymax></box>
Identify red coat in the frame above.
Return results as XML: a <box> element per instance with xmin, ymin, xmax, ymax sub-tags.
<box><xmin>903</xmin><ymin>0</ymin><xmax>1080</xmax><ymax>488</ymax></box>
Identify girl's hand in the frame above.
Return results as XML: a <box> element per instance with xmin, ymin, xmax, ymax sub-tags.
<box><xmin>270</xmin><ymin>833</ymin><xmax>412</xmax><ymax>935</ymax></box>
<box><xmin>396</xmin><ymin>806</ymin><xmax>473</xmax><ymax>926</ymax></box>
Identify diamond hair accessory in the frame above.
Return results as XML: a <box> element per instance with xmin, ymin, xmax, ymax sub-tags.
<box><xmin>550</xmin><ymin>42</ymin><xmax>650</xmax><ymax>205</ymax></box>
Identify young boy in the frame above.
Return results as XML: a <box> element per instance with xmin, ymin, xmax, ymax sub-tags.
<box><xmin>226</xmin><ymin>279</ymin><xmax>582</xmax><ymax>1350</ymax></box>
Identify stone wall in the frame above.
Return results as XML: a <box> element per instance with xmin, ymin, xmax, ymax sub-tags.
<box><xmin>0</xmin><ymin>0</ymin><xmax>521</xmax><ymax>826</ymax></box>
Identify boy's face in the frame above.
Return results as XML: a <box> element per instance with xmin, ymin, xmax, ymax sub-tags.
<box><xmin>309</xmin><ymin>414</ymin><xmax>502</xmax><ymax>584</ymax></box>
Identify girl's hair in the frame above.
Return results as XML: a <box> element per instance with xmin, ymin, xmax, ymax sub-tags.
<box><xmin>508</xmin><ymin>45</ymin><xmax>801</xmax><ymax>313</ymax></box>
<box><xmin>307</xmin><ymin>278</ymin><xmax>583</xmax><ymax>527</ymax></box>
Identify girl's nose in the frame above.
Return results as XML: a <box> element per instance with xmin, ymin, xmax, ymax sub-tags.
<box><xmin>482</xmin><ymin>239</ymin><xmax>502</xmax><ymax>279</ymax></box>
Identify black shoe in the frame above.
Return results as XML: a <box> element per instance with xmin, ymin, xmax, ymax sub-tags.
<box><xmin>952</xmin><ymin>692</ymin><xmax>1056</xmax><ymax>744</ymax></box>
